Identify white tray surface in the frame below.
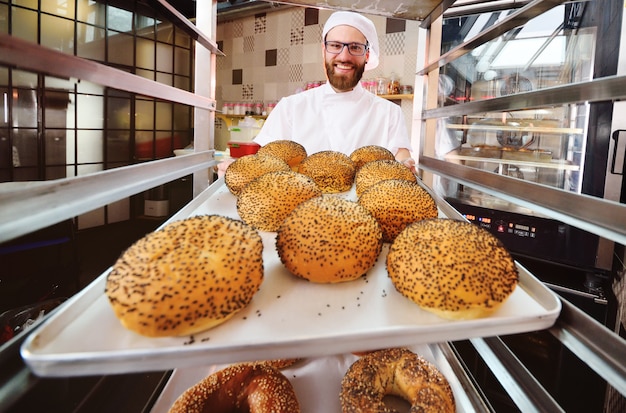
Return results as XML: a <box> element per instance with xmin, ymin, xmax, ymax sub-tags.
<box><xmin>21</xmin><ymin>182</ymin><xmax>561</xmax><ymax>377</ymax></box>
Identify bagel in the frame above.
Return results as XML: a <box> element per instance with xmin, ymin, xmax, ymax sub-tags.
<box><xmin>298</xmin><ymin>150</ymin><xmax>356</xmax><ymax>193</ymax></box>
<box><xmin>237</xmin><ymin>170</ymin><xmax>322</xmax><ymax>231</ymax></box>
<box><xmin>275</xmin><ymin>196</ymin><xmax>383</xmax><ymax>283</ymax></box>
<box><xmin>350</xmin><ymin>145</ymin><xmax>395</xmax><ymax>170</ymax></box>
<box><xmin>257</xmin><ymin>140</ymin><xmax>307</xmax><ymax>170</ymax></box>
<box><xmin>224</xmin><ymin>153</ymin><xmax>290</xmax><ymax>196</ymax></box>
<box><xmin>386</xmin><ymin>218</ymin><xmax>519</xmax><ymax>320</ymax></box>
<box><xmin>340</xmin><ymin>347</ymin><xmax>455</xmax><ymax>413</ymax></box>
<box><xmin>168</xmin><ymin>362</ymin><xmax>300</xmax><ymax>413</ymax></box>
<box><xmin>105</xmin><ymin>215</ymin><xmax>264</xmax><ymax>337</ymax></box>
<box><xmin>355</xmin><ymin>159</ymin><xmax>416</xmax><ymax>196</ymax></box>
<box><xmin>358</xmin><ymin>179</ymin><xmax>438</xmax><ymax>243</ymax></box>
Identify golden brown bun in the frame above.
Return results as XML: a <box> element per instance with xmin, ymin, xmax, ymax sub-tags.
<box><xmin>341</xmin><ymin>347</ymin><xmax>455</xmax><ymax>413</ymax></box>
<box><xmin>106</xmin><ymin>215</ymin><xmax>264</xmax><ymax>337</ymax></box>
<box><xmin>237</xmin><ymin>170</ymin><xmax>322</xmax><ymax>231</ymax></box>
<box><xmin>355</xmin><ymin>159</ymin><xmax>416</xmax><ymax>196</ymax></box>
<box><xmin>225</xmin><ymin>154</ymin><xmax>290</xmax><ymax>196</ymax></box>
<box><xmin>386</xmin><ymin>219</ymin><xmax>519</xmax><ymax>320</ymax></box>
<box><xmin>298</xmin><ymin>150</ymin><xmax>356</xmax><ymax>193</ymax></box>
<box><xmin>358</xmin><ymin>179</ymin><xmax>438</xmax><ymax>243</ymax></box>
<box><xmin>257</xmin><ymin>140</ymin><xmax>307</xmax><ymax>171</ymax></box>
<box><xmin>168</xmin><ymin>362</ymin><xmax>300</xmax><ymax>413</ymax></box>
<box><xmin>350</xmin><ymin>145</ymin><xmax>395</xmax><ymax>170</ymax></box>
<box><xmin>276</xmin><ymin>196</ymin><xmax>383</xmax><ymax>283</ymax></box>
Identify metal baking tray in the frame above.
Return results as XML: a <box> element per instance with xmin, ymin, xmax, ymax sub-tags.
<box><xmin>21</xmin><ymin>180</ymin><xmax>561</xmax><ymax>377</ymax></box>
<box><xmin>149</xmin><ymin>344</ymin><xmax>476</xmax><ymax>413</ymax></box>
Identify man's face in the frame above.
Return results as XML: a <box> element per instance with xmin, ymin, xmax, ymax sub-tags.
<box><xmin>323</xmin><ymin>25</ymin><xmax>369</xmax><ymax>92</ymax></box>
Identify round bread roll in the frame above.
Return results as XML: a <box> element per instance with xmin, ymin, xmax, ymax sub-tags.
<box><xmin>355</xmin><ymin>159</ymin><xmax>417</xmax><ymax>196</ymax></box>
<box><xmin>257</xmin><ymin>140</ymin><xmax>307</xmax><ymax>171</ymax></box>
<box><xmin>340</xmin><ymin>347</ymin><xmax>456</xmax><ymax>413</ymax></box>
<box><xmin>106</xmin><ymin>215</ymin><xmax>264</xmax><ymax>337</ymax></box>
<box><xmin>387</xmin><ymin>218</ymin><xmax>519</xmax><ymax>320</ymax></box>
<box><xmin>237</xmin><ymin>170</ymin><xmax>322</xmax><ymax>231</ymax></box>
<box><xmin>350</xmin><ymin>145</ymin><xmax>395</xmax><ymax>170</ymax></box>
<box><xmin>225</xmin><ymin>153</ymin><xmax>290</xmax><ymax>196</ymax></box>
<box><xmin>276</xmin><ymin>196</ymin><xmax>383</xmax><ymax>283</ymax></box>
<box><xmin>358</xmin><ymin>179</ymin><xmax>438</xmax><ymax>243</ymax></box>
<box><xmin>168</xmin><ymin>363</ymin><xmax>300</xmax><ymax>413</ymax></box>
<box><xmin>298</xmin><ymin>150</ymin><xmax>356</xmax><ymax>193</ymax></box>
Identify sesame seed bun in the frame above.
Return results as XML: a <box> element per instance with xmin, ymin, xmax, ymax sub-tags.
<box><xmin>386</xmin><ymin>219</ymin><xmax>519</xmax><ymax>320</ymax></box>
<box><xmin>355</xmin><ymin>159</ymin><xmax>416</xmax><ymax>196</ymax></box>
<box><xmin>225</xmin><ymin>154</ymin><xmax>290</xmax><ymax>196</ymax></box>
<box><xmin>105</xmin><ymin>215</ymin><xmax>264</xmax><ymax>337</ymax></box>
<box><xmin>256</xmin><ymin>140</ymin><xmax>307</xmax><ymax>171</ymax></box>
<box><xmin>298</xmin><ymin>150</ymin><xmax>356</xmax><ymax>193</ymax></box>
<box><xmin>276</xmin><ymin>196</ymin><xmax>383</xmax><ymax>283</ymax></box>
<box><xmin>237</xmin><ymin>170</ymin><xmax>322</xmax><ymax>231</ymax></box>
<box><xmin>350</xmin><ymin>145</ymin><xmax>395</xmax><ymax>170</ymax></box>
<box><xmin>358</xmin><ymin>179</ymin><xmax>438</xmax><ymax>243</ymax></box>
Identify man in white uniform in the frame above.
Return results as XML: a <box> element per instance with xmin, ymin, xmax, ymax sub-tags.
<box><xmin>219</xmin><ymin>11</ymin><xmax>415</xmax><ymax>175</ymax></box>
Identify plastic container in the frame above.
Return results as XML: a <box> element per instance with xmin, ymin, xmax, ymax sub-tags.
<box><xmin>229</xmin><ymin>116</ymin><xmax>261</xmax><ymax>142</ymax></box>
<box><xmin>227</xmin><ymin>142</ymin><xmax>261</xmax><ymax>158</ymax></box>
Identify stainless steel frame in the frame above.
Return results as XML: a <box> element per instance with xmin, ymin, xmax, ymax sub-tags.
<box><xmin>0</xmin><ymin>1</ymin><xmax>624</xmax><ymax>411</ymax></box>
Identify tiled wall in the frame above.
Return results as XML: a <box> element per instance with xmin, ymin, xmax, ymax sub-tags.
<box><xmin>215</xmin><ymin>7</ymin><xmax>421</xmax><ymax>150</ymax></box>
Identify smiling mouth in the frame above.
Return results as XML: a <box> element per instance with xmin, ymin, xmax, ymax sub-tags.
<box><xmin>334</xmin><ymin>62</ymin><xmax>354</xmax><ymax>72</ymax></box>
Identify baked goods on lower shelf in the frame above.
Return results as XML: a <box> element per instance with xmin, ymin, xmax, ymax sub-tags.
<box><xmin>168</xmin><ymin>362</ymin><xmax>301</xmax><ymax>413</ymax></box>
<box><xmin>341</xmin><ymin>348</ymin><xmax>456</xmax><ymax>413</ymax></box>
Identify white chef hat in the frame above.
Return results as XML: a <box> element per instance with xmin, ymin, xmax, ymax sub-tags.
<box><xmin>322</xmin><ymin>11</ymin><xmax>379</xmax><ymax>71</ymax></box>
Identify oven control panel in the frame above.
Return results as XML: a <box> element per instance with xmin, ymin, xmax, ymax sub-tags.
<box><xmin>446</xmin><ymin>200</ymin><xmax>599</xmax><ymax>269</ymax></box>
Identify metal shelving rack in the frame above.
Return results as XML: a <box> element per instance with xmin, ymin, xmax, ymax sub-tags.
<box><xmin>1</xmin><ymin>0</ymin><xmax>625</xmax><ymax>412</ymax></box>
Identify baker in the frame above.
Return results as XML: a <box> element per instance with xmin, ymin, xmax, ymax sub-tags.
<box><xmin>218</xmin><ymin>11</ymin><xmax>415</xmax><ymax>177</ymax></box>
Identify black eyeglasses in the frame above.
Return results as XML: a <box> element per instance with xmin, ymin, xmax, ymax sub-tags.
<box><xmin>324</xmin><ymin>41</ymin><xmax>369</xmax><ymax>56</ymax></box>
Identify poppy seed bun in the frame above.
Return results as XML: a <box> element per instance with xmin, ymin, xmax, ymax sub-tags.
<box><xmin>298</xmin><ymin>150</ymin><xmax>356</xmax><ymax>193</ymax></box>
<box><xmin>358</xmin><ymin>179</ymin><xmax>438</xmax><ymax>243</ymax></box>
<box><xmin>340</xmin><ymin>348</ymin><xmax>456</xmax><ymax>413</ymax></box>
<box><xmin>225</xmin><ymin>154</ymin><xmax>290</xmax><ymax>196</ymax></box>
<box><xmin>168</xmin><ymin>362</ymin><xmax>300</xmax><ymax>413</ymax></box>
<box><xmin>386</xmin><ymin>219</ymin><xmax>519</xmax><ymax>320</ymax></box>
<box><xmin>106</xmin><ymin>215</ymin><xmax>264</xmax><ymax>337</ymax></box>
<box><xmin>237</xmin><ymin>170</ymin><xmax>322</xmax><ymax>231</ymax></box>
<box><xmin>276</xmin><ymin>196</ymin><xmax>383</xmax><ymax>283</ymax></box>
<box><xmin>257</xmin><ymin>140</ymin><xmax>307</xmax><ymax>171</ymax></box>
<box><xmin>350</xmin><ymin>145</ymin><xmax>395</xmax><ymax>170</ymax></box>
<box><xmin>355</xmin><ymin>159</ymin><xmax>417</xmax><ymax>196</ymax></box>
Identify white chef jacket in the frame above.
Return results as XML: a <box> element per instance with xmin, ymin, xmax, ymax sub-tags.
<box><xmin>254</xmin><ymin>82</ymin><xmax>411</xmax><ymax>156</ymax></box>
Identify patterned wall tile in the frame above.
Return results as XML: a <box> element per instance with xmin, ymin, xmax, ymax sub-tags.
<box><xmin>232</xmin><ymin>20</ymin><xmax>243</xmax><ymax>38</ymax></box>
<box><xmin>266</xmin><ymin>49</ymin><xmax>277</xmax><ymax>66</ymax></box>
<box><xmin>255</xmin><ymin>13</ymin><xmax>267</xmax><ymax>34</ymax></box>
<box><xmin>289</xmin><ymin>44</ymin><xmax>303</xmax><ymax>65</ymax></box>
<box><xmin>290</xmin><ymin>26</ymin><xmax>304</xmax><ymax>46</ymax></box>
<box><xmin>385</xmin><ymin>32</ymin><xmax>405</xmax><ymax>55</ymax></box>
<box><xmin>277</xmin><ymin>48</ymin><xmax>289</xmax><ymax>67</ymax></box>
<box><xmin>242</xmin><ymin>84</ymin><xmax>254</xmax><ymax>100</ymax></box>
<box><xmin>304</xmin><ymin>23</ymin><xmax>322</xmax><ymax>44</ymax></box>
<box><xmin>291</xmin><ymin>7</ymin><xmax>304</xmax><ymax>28</ymax></box>
<box><xmin>304</xmin><ymin>8</ymin><xmax>319</xmax><ymax>26</ymax></box>
<box><xmin>244</xmin><ymin>35</ymin><xmax>255</xmax><ymax>53</ymax></box>
<box><xmin>289</xmin><ymin>64</ymin><xmax>303</xmax><ymax>83</ymax></box>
